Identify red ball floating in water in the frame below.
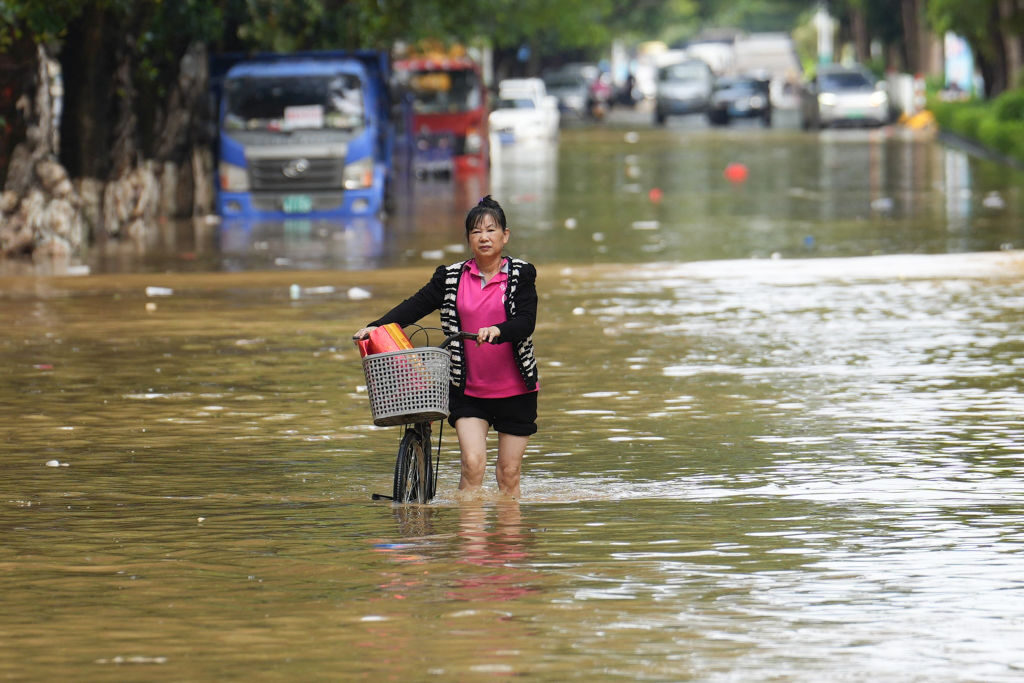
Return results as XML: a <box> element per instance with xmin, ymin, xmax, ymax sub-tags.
<box><xmin>724</xmin><ymin>162</ymin><xmax>749</xmax><ymax>184</ymax></box>
<box><xmin>648</xmin><ymin>187</ymin><xmax>663</xmax><ymax>203</ymax></box>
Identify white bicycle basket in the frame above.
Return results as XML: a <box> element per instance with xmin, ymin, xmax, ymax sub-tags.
<box><xmin>361</xmin><ymin>347</ymin><xmax>451</xmax><ymax>426</ymax></box>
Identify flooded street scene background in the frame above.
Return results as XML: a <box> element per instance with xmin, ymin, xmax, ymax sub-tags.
<box><xmin>3</xmin><ymin>117</ymin><xmax>1024</xmax><ymax>680</ymax></box>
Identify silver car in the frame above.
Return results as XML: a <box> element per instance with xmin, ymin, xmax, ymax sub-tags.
<box><xmin>800</xmin><ymin>65</ymin><xmax>890</xmax><ymax>129</ymax></box>
<box><xmin>654</xmin><ymin>59</ymin><xmax>714</xmax><ymax>125</ymax></box>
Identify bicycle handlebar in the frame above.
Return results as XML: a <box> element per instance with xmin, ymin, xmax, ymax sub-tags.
<box><xmin>440</xmin><ymin>331</ymin><xmax>478</xmax><ymax>349</ymax></box>
<box><xmin>351</xmin><ymin>329</ymin><xmax>481</xmax><ymax>349</ymax></box>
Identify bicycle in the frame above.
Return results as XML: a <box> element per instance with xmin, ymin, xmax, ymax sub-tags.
<box><xmin>355</xmin><ymin>328</ymin><xmax>478</xmax><ymax>504</ymax></box>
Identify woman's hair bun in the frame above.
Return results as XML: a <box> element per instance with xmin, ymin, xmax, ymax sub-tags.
<box><xmin>465</xmin><ymin>195</ymin><xmax>506</xmax><ymax>234</ymax></box>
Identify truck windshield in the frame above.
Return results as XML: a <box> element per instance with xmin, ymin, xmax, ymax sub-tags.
<box><xmin>406</xmin><ymin>69</ymin><xmax>482</xmax><ymax>114</ymax></box>
<box><xmin>223</xmin><ymin>74</ymin><xmax>364</xmax><ymax>132</ymax></box>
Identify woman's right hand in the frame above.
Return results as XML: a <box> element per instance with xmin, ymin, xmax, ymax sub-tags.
<box><xmin>353</xmin><ymin>326</ymin><xmax>377</xmax><ymax>340</ymax></box>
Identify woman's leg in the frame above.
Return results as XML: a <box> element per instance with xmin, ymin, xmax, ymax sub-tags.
<box><xmin>496</xmin><ymin>432</ymin><xmax>530</xmax><ymax>498</ymax></box>
<box><xmin>455</xmin><ymin>417</ymin><xmax>490</xmax><ymax>491</ymax></box>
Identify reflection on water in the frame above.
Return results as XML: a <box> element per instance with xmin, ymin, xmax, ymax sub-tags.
<box><xmin>18</xmin><ymin>124</ymin><xmax>1008</xmax><ymax>277</ymax></box>
<box><xmin>489</xmin><ymin>137</ymin><xmax>559</xmax><ymax>233</ymax></box>
<box><xmin>219</xmin><ymin>216</ymin><xmax>386</xmax><ymax>270</ymax></box>
<box><xmin>3</xmin><ymin>249</ymin><xmax>1024</xmax><ymax>678</ymax></box>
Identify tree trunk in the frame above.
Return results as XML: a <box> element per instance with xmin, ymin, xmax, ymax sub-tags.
<box><xmin>850</xmin><ymin>8</ymin><xmax>870</xmax><ymax>65</ymax></box>
<box><xmin>110</xmin><ymin>38</ymin><xmax>140</xmax><ymax>180</ymax></box>
<box><xmin>59</xmin><ymin>3</ymin><xmax>114</xmax><ymax>180</ymax></box>
<box><xmin>982</xmin><ymin>2</ymin><xmax>1010</xmax><ymax>96</ymax></box>
<box><xmin>900</xmin><ymin>0</ymin><xmax>921</xmax><ymax>74</ymax></box>
<box><xmin>151</xmin><ymin>42</ymin><xmax>215</xmax><ymax>218</ymax></box>
<box><xmin>998</xmin><ymin>0</ymin><xmax>1022</xmax><ymax>90</ymax></box>
<box><xmin>0</xmin><ymin>44</ymin><xmax>84</xmax><ymax>265</ymax></box>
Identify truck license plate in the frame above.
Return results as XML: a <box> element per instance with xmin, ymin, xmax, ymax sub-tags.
<box><xmin>282</xmin><ymin>194</ymin><xmax>313</xmax><ymax>213</ymax></box>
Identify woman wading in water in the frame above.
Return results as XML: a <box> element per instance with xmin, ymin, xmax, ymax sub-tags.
<box><xmin>355</xmin><ymin>196</ymin><xmax>539</xmax><ymax>498</ymax></box>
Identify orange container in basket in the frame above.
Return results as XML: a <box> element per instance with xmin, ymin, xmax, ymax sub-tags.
<box><xmin>357</xmin><ymin>323</ymin><xmax>414</xmax><ymax>357</ymax></box>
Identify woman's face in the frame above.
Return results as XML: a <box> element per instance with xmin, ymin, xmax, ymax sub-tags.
<box><xmin>468</xmin><ymin>214</ymin><xmax>509</xmax><ymax>260</ymax></box>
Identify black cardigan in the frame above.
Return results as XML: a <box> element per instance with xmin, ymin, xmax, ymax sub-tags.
<box><xmin>368</xmin><ymin>257</ymin><xmax>538</xmax><ymax>391</ymax></box>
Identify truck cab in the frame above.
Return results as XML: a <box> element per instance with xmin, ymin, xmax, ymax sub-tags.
<box><xmin>393</xmin><ymin>56</ymin><xmax>488</xmax><ymax>176</ymax></box>
<box><xmin>216</xmin><ymin>51</ymin><xmax>392</xmax><ymax>221</ymax></box>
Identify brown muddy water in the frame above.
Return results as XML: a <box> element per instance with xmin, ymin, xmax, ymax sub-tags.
<box><xmin>2</xmin><ymin>122</ymin><xmax>1024</xmax><ymax>680</ymax></box>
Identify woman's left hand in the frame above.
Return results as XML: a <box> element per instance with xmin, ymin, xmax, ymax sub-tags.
<box><xmin>476</xmin><ymin>326</ymin><xmax>501</xmax><ymax>344</ymax></box>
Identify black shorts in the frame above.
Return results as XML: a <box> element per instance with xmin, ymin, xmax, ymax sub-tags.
<box><xmin>448</xmin><ymin>388</ymin><xmax>538</xmax><ymax>436</ymax></box>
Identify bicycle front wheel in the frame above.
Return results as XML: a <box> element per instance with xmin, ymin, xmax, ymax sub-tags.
<box><xmin>393</xmin><ymin>428</ymin><xmax>434</xmax><ymax>503</ymax></box>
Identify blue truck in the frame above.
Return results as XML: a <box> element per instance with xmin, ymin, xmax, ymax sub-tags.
<box><xmin>215</xmin><ymin>50</ymin><xmax>394</xmax><ymax>222</ymax></box>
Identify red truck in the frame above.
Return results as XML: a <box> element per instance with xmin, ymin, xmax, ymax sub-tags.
<box><xmin>394</xmin><ymin>55</ymin><xmax>488</xmax><ymax>176</ymax></box>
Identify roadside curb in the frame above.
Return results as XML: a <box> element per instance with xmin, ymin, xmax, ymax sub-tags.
<box><xmin>937</xmin><ymin>129</ymin><xmax>1024</xmax><ymax>171</ymax></box>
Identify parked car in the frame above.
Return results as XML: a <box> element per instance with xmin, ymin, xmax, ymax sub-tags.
<box><xmin>707</xmin><ymin>75</ymin><xmax>772</xmax><ymax>127</ymax></box>
<box><xmin>488</xmin><ymin>78</ymin><xmax>559</xmax><ymax>144</ymax></box>
<box><xmin>654</xmin><ymin>59</ymin><xmax>714</xmax><ymax>125</ymax></box>
<box><xmin>800</xmin><ymin>64</ymin><xmax>890</xmax><ymax>129</ymax></box>
<box><xmin>542</xmin><ymin>62</ymin><xmax>609</xmax><ymax>119</ymax></box>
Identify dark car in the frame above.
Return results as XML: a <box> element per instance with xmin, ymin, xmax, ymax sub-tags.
<box><xmin>707</xmin><ymin>75</ymin><xmax>772</xmax><ymax>127</ymax></box>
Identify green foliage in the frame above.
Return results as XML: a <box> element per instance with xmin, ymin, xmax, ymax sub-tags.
<box><xmin>931</xmin><ymin>92</ymin><xmax>1024</xmax><ymax>164</ymax></box>
<box><xmin>697</xmin><ymin>0</ymin><xmax>809</xmax><ymax>33</ymax></box>
<box><xmin>926</xmin><ymin>0</ymin><xmax>997</xmax><ymax>51</ymax></box>
<box><xmin>0</xmin><ymin>0</ymin><xmax>85</xmax><ymax>48</ymax></box>
<box><xmin>1007</xmin><ymin>122</ymin><xmax>1024</xmax><ymax>161</ymax></box>
<box><xmin>951</xmin><ymin>105</ymin><xmax>988</xmax><ymax>141</ymax></box>
<box><xmin>606</xmin><ymin>0</ymin><xmax>699</xmax><ymax>41</ymax></box>
<box><xmin>927</xmin><ymin>97</ymin><xmax>957</xmax><ymax>129</ymax></box>
<box><xmin>993</xmin><ymin>89</ymin><xmax>1024</xmax><ymax>122</ymax></box>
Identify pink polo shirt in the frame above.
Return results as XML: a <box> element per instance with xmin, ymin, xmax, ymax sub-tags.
<box><xmin>458</xmin><ymin>259</ymin><xmax>536</xmax><ymax>398</ymax></box>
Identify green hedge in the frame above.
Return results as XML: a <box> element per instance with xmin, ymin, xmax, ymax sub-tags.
<box><xmin>928</xmin><ymin>89</ymin><xmax>1024</xmax><ymax>165</ymax></box>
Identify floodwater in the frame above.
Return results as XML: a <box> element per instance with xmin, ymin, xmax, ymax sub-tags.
<box><xmin>3</xmin><ymin>117</ymin><xmax>1024</xmax><ymax>680</ymax></box>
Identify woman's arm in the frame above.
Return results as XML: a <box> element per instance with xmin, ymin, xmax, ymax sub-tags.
<box><xmin>495</xmin><ymin>263</ymin><xmax>537</xmax><ymax>343</ymax></box>
<box><xmin>368</xmin><ymin>265</ymin><xmax>448</xmax><ymax>328</ymax></box>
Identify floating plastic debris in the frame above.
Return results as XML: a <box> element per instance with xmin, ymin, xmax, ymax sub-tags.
<box><xmin>45</xmin><ymin>460</ymin><xmax>68</xmax><ymax>467</ymax></box>
<box><xmin>347</xmin><ymin>287</ymin><xmax>371</xmax><ymax>300</ymax></box>
<box><xmin>870</xmin><ymin>197</ymin><xmax>894</xmax><ymax>212</ymax></box>
<box><xmin>145</xmin><ymin>286</ymin><xmax>173</xmax><ymax>297</ymax></box>
<box><xmin>592</xmin><ymin>232</ymin><xmax>605</xmax><ymax>242</ymax></box>
<box><xmin>724</xmin><ymin>162</ymin><xmax>749</xmax><ymax>184</ymax></box>
<box><xmin>564</xmin><ymin>217</ymin><xmax>578</xmax><ymax>229</ymax></box>
<box><xmin>624</xmin><ymin>131</ymin><xmax>639</xmax><ymax>144</ymax></box>
<box><xmin>289</xmin><ymin>284</ymin><xmax>301</xmax><ymax>300</ymax></box>
<box><xmin>145</xmin><ymin>302</ymin><xmax>157</xmax><ymax>313</ymax></box>
<box><xmin>572</xmin><ymin>307</ymin><xmax>586</xmax><ymax>315</ymax></box>
<box><xmin>304</xmin><ymin>286</ymin><xmax>336</xmax><ymax>295</ymax></box>
<box><xmin>631</xmin><ymin>220</ymin><xmax>660</xmax><ymax>230</ymax></box>
<box><xmin>982</xmin><ymin>192</ymin><xmax>1006</xmax><ymax>210</ymax></box>
<box><xmin>648</xmin><ymin>187</ymin><xmax>663</xmax><ymax>203</ymax></box>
